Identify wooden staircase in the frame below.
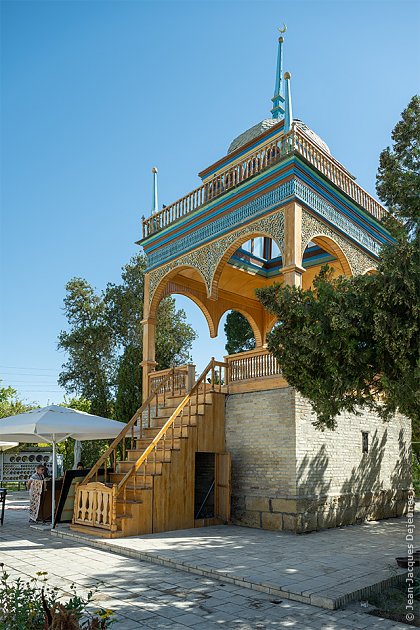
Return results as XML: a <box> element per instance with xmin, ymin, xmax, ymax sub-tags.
<box><xmin>71</xmin><ymin>360</ymin><xmax>230</xmax><ymax>538</ymax></box>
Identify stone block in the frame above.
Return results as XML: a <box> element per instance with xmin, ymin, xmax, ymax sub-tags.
<box><xmin>245</xmin><ymin>496</ymin><xmax>270</xmax><ymax>512</ymax></box>
<box><xmin>233</xmin><ymin>510</ymin><xmax>261</xmax><ymax>529</ymax></box>
<box><xmin>357</xmin><ymin>492</ymin><xmax>374</xmax><ymax>508</ymax></box>
<box><xmin>270</xmin><ymin>498</ymin><xmax>297</xmax><ymax>513</ymax></box>
<box><xmin>317</xmin><ymin>510</ymin><xmax>336</xmax><ymax>530</ymax></box>
<box><xmin>396</xmin><ymin>500</ymin><xmax>409</xmax><ymax>516</ymax></box>
<box><xmin>296</xmin><ymin>513</ymin><xmax>317</xmax><ymax>533</ymax></box>
<box><xmin>261</xmin><ymin>512</ymin><xmax>282</xmax><ymax>531</ymax></box>
<box><xmin>282</xmin><ymin>514</ymin><xmax>298</xmax><ymax>532</ymax></box>
<box><xmin>335</xmin><ymin>507</ymin><xmax>357</xmax><ymax>527</ymax></box>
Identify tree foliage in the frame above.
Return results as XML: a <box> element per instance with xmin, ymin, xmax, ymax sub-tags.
<box><xmin>257</xmin><ymin>96</ymin><xmax>420</xmax><ymax>430</ymax></box>
<box><xmin>58</xmin><ymin>253</ymin><xmax>196</xmax><ymax>423</ymax></box>
<box><xmin>224</xmin><ymin>311</ymin><xmax>256</xmax><ymax>355</ymax></box>
<box><xmin>376</xmin><ymin>95</ymin><xmax>419</xmax><ymax>235</ymax></box>
<box><xmin>0</xmin><ymin>383</ymin><xmax>36</xmax><ymax>419</ymax></box>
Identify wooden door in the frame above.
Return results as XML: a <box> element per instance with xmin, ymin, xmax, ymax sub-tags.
<box><xmin>215</xmin><ymin>452</ymin><xmax>231</xmax><ymax>522</ymax></box>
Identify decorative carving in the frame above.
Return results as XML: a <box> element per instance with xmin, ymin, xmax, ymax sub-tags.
<box><xmin>301</xmin><ymin>211</ymin><xmax>378</xmax><ymax>276</ymax></box>
<box><xmin>294</xmin><ymin>179</ymin><xmax>382</xmax><ymax>257</ymax></box>
<box><xmin>147</xmin><ymin>180</ymin><xmax>292</xmax><ymax>269</ymax></box>
<box><xmin>149</xmin><ymin>211</ymin><xmax>285</xmax><ymax>305</ymax></box>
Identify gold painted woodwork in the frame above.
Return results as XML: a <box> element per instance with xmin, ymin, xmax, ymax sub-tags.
<box><xmin>71</xmin><ymin>361</ymin><xmax>230</xmax><ymax>538</ymax></box>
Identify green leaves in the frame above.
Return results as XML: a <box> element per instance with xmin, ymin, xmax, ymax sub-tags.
<box><xmin>224</xmin><ymin>311</ymin><xmax>256</xmax><ymax>355</ymax></box>
<box><xmin>256</xmin><ymin>96</ymin><xmax>420</xmax><ymax>431</ymax></box>
<box><xmin>376</xmin><ymin>95</ymin><xmax>420</xmax><ymax>235</ymax></box>
<box><xmin>0</xmin><ymin>382</ymin><xmax>36</xmax><ymax>419</ymax></box>
<box><xmin>58</xmin><ymin>253</ymin><xmax>196</xmax><ymax>425</ymax></box>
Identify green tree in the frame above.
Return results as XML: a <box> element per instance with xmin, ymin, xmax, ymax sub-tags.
<box><xmin>376</xmin><ymin>95</ymin><xmax>419</xmax><ymax>234</ymax></box>
<box><xmin>58</xmin><ymin>253</ymin><xmax>196</xmax><ymax>424</ymax></box>
<box><xmin>105</xmin><ymin>254</ymin><xmax>196</xmax><ymax>421</ymax></box>
<box><xmin>224</xmin><ymin>311</ymin><xmax>256</xmax><ymax>355</ymax></box>
<box><xmin>257</xmin><ymin>96</ymin><xmax>420</xmax><ymax>430</ymax></box>
<box><xmin>0</xmin><ymin>383</ymin><xmax>36</xmax><ymax>419</ymax></box>
<box><xmin>58</xmin><ymin>279</ymin><xmax>114</xmax><ymax>418</ymax></box>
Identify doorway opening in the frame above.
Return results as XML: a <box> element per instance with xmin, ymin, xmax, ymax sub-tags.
<box><xmin>194</xmin><ymin>452</ymin><xmax>215</xmax><ymax>519</ymax></box>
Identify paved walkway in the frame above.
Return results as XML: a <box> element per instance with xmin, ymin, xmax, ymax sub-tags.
<box><xmin>0</xmin><ymin>492</ymin><xmax>415</xmax><ymax>629</ymax></box>
<box><xmin>54</xmin><ymin>508</ymin><xmax>417</xmax><ymax>610</ymax></box>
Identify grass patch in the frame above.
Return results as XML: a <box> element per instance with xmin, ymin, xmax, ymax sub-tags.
<box><xmin>368</xmin><ymin>577</ymin><xmax>420</xmax><ymax>627</ymax></box>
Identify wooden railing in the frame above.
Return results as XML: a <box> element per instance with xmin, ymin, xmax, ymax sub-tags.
<box><xmin>73</xmin><ymin>359</ymin><xmax>228</xmax><ymax>532</ymax></box>
<box><xmin>116</xmin><ymin>358</ymin><xmax>228</xmax><ymax>498</ymax></box>
<box><xmin>73</xmin><ymin>482</ymin><xmax>117</xmax><ymax>532</ymax></box>
<box><xmin>148</xmin><ymin>364</ymin><xmax>195</xmax><ymax>397</ymax></box>
<box><xmin>226</xmin><ymin>347</ymin><xmax>281</xmax><ymax>383</ymax></box>
<box><xmin>142</xmin><ymin>124</ymin><xmax>386</xmax><ymax>239</ymax></box>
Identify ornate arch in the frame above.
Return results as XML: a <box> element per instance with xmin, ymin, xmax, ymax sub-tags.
<box><xmin>148</xmin><ymin>264</ymin><xmax>216</xmax><ymax>336</ymax></box>
<box><xmin>148</xmin><ymin>210</ymin><xmax>285</xmax><ymax>305</ymax></box>
<box><xmin>214</xmin><ymin>307</ymin><xmax>263</xmax><ymax>348</ymax></box>
<box><xmin>301</xmin><ymin>211</ymin><xmax>378</xmax><ymax>276</ymax></box>
<box><xmin>209</xmin><ymin>212</ymin><xmax>284</xmax><ymax>299</ymax></box>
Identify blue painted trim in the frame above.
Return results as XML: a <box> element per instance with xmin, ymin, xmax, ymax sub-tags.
<box><xmin>293</xmin><ymin>161</ymin><xmax>391</xmax><ymax>242</ymax></box>
<box><xmin>145</xmin><ymin>159</ymin><xmax>295</xmax><ymax>254</ymax></box>
<box><xmin>146</xmin><ymin>180</ymin><xmax>295</xmax><ymax>270</ymax></box>
<box><xmin>142</xmin><ymin>155</ymin><xmax>388</xmax><ymax>254</ymax></box>
<box><xmin>144</xmin><ymin>176</ymin><xmax>384</xmax><ymax>271</ymax></box>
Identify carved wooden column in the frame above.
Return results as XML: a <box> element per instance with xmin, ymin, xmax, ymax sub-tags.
<box><xmin>141</xmin><ymin>272</ymin><xmax>157</xmax><ymax>401</ymax></box>
<box><xmin>282</xmin><ymin>201</ymin><xmax>305</xmax><ymax>287</ymax></box>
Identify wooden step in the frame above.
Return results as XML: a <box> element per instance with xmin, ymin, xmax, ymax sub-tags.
<box><xmin>126</xmin><ymin>448</ymin><xmax>172</xmax><ymax>463</ymax></box>
<box><xmin>109</xmin><ymin>472</ymin><xmax>153</xmax><ymax>488</ymax></box>
<box><xmin>117</xmin><ymin>461</ymin><xmax>163</xmax><ymax>475</ymax></box>
<box><xmin>149</xmin><ymin>415</ymin><xmax>200</xmax><ymax>429</ymax></box>
<box><xmin>70</xmin><ymin>523</ymin><xmax>123</xmax><ymax>538</ymax></box>
<box><xmin>162</xmin><ymin>399</ymin><xmax>212</xmax><ymax>412</ymax></box>
<box><xmin>127</xmin><ymin>439</ymin><xmax>181</xmax><ymax>455</ymax></box>
<box><xmin>143</xmin><ymin>426</ymin><xmax>190</xmax><ymax>439</ymax></box>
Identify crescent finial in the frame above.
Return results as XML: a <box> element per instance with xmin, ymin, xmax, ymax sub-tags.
<box><xmin>278</xmin><ymin>24</ymin><xmax>287</xmax><ymax>35</ymax></box>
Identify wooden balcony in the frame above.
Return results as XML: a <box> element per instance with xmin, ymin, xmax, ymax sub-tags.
<box><xmin>225</xmin><ymin>347</ymin><xmax>287</xmax><ymax>394</ymax></box>
<box><xmin>141</xmin><ymin>125</ymin><xmax>386</xmax><ymax>240</ymax></box>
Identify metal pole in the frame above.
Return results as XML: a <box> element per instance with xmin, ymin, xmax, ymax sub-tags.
<box><xmin>51</xmin><ymin>440</ymin><xmax>56</xmax><ymax>528</ymax></box>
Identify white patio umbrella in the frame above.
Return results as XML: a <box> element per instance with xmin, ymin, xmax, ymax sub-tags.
<box><xmin>0</xmin><ymin>442</ymin><xmax>19</xmax><ymax>484</ymax></box>
<box><xmin>0</xmin><ymin>405</ymin><xmax>124</xmax><ymax>526</ymax></box>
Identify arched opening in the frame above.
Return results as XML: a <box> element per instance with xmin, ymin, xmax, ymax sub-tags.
<box><xmin>172</xmin><ymin>295</ymin><xmax>227</xmax><ymax>375</ymax></box>
<box><xmin>301</xmin><ymin>235</ymin><xmax>352</xmax><ymax>289</ymax></box>
<box><xmin>211</xmin><ymin>231</ymin><xmax>283</xmax><ymax>300</ymax></box>
<box><xmin>219</xmin><ymin>309</ymin><xmax>257</xmax><ymax>356</ymax></box>
<box><xmin>149</xmin><ymin>265</ymin><xmax>211</xmax><ymax>321</ymax></box>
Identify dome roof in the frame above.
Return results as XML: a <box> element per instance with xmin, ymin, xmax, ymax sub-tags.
<box><xmin>227</xmin><ymin>118</ymin><xmax>331</xmax><ymax>156</ymax></box>
<box><xmin>294</xmin><ymin>119</ymin><xmax>331</xmax><ymax>154</ymax></box>
<box><xmin>227</xmin><ymin>119</ymin><xmax>280</xmax><ymax>154</ymax></box>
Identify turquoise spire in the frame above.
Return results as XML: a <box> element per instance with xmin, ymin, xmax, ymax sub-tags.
<box><xmin>283</xmin><ymin>71</ymin><xmax>293</xmax><ymax>132</ymax></box>
<box><xmin>271</xmin><ymin>25</ymin><xmax>287</xmax><ymax>119</ymax></box>
<box><xmin>151</xmin><ymin>167</ymin><xmax>158</xmax><ymax>214</ymax></box>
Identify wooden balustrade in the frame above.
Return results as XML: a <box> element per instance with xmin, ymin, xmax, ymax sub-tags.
<box><xmin>73</xmin><ymin>482</ymin><xmax>117</xmax><ymax>532</ymax></box>
<box><xmin>117</xmin><ymin>358</ymin><xmax>229</xmax><ymax>497</ymax></box>
<box><xmin>226</xmin><ymin>347</ymin><xmax>281</xmax><ymax>383</ymax></box>
<box><xmin>142</xmin><ymin>125</ymin><xmax>385</xmax><ymax>239</ymax></box>
<box><xmin>72</xmin><ymin>359</ymin><xmax>228</xmax><ymax>532</ymax></box>
<box><xmin>148</xmin><ymin>364</ymin><xmax>195</xmax><ymax>397</ymax></box>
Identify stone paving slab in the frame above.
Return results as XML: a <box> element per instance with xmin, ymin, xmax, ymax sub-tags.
<box><xmin>52</xmin><ymin>510</ymin><xmax>418</xmax><ymax>611</ymax></box>
<box><xmin>2</xmin><ymin>492</ymin><xmax>416</xmax><ymax>629</ymax></box>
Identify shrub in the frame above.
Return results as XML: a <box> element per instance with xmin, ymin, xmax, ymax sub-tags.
<box><xmin>0</xmin><ymin>564</ymin><xmax>114</xmax><ymax>629</ymax></box>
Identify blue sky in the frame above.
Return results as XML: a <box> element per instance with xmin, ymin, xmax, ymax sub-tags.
<box><xmin>1</xmin><ymin>0</ymin><xmax>419</xmax><ymax>406</ymax></box>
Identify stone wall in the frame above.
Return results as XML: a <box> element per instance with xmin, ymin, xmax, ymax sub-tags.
<box><xmin>225</xmin><ymin>387</ymin><xmax>411</xmax><ymax>533</ymax></box>
<box><xmin>225</xmin><ymin>388</ymin><xmax>296</xmax><ymax>530</ymax></box>
<box><xmin>293</xmin><ymin>393</ymin><xmax>411</xmax><ymax>532</ymax></box>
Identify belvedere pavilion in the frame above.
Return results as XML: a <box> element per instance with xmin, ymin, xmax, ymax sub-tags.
<box><xmin>71</xmin><ymin>31</ymin><xmax>411</xmax><ymax>538</ymax></box>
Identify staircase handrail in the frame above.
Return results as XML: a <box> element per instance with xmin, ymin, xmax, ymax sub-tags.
<box><xmin>116</xmin><ymin>358</ymin><xmax>228</xmax><ymax>494</ymax></box>
<box><xmin>80</xmin><ymin>369</ymin><xmax>175</xmax><ymax>486</ymax></box>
